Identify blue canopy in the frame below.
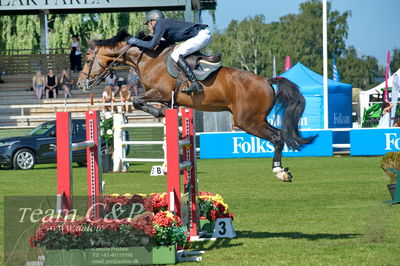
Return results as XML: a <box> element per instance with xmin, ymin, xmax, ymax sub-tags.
<box><xmin>268</xmin><ymin>62</ymin><xmax>353</xmax><ymax>129</ymax></box>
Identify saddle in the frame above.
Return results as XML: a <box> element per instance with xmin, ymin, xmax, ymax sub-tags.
<box><xmin>166</xmin><ymin>51</ymin><xmax>222</xmax><ymax>81</ymax></box>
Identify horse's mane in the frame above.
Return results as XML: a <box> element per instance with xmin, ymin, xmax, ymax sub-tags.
<box><xmin>94</xmin><ymin>29</ymin><xmax>132</xmax><ymax>47</ymax></box>
<box><xmin>93</xmin><ymin>29</ymin><xmax>173</xmax><ymax>56</ymax></box>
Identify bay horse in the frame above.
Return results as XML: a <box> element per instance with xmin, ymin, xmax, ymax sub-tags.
<box><xmin>77</xmin><ymin>30</ymin><xmax>315</xmax><ymax>182</ymax></box>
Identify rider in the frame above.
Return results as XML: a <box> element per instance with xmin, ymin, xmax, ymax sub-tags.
<box><xmin>127</xmin><ymin>10</ymin><xmax>211</xmax><ymax>94</ymax></box>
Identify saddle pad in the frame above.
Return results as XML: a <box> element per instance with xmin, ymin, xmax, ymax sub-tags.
<box><xmin>166</xmin><ymin>52</ymin><xmax>222</xmax><ymax>81</ymax></box>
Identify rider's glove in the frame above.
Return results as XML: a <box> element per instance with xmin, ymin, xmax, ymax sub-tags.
<box><xmin>127</xmin><ymin>37</ymin><xmax>139</xmax><ymax>46</ymax></box>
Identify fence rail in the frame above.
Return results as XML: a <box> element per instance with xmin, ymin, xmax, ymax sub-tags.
<box><xmin>0</xmin><ymin>53</ymin><xmax>71</xmax><ymax>74</ymax></box>
<box><xmin>0</xmin><ymin>48</ymin><xmax>71</xmax><ymax>55</ymax></box>
<box><xmin>0</xmin><ymin>102</ymin><xmax>155</xmax><ymax>129</ymax></box>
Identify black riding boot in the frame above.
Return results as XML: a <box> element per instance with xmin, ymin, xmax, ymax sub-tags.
<box><xmin>176</xmin><ymin>55</ymin><xmax>203</xmax><ymax>94</ymax></box>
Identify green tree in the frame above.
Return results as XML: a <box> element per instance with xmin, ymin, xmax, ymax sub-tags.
<box><xmin>338</xmin><ymin>46</ymin><xmax>379</xmax><ymax>89</ymax></box>
<box><xmin>390</xmin><ymin>48</ymin><xmax>400</xmax><ymax>71</ymax></box>
<box><xmin>208</xmin><ymin>0</ymin><xmax>378</xmax><ymax>88</ymax></box>
<box><xmin>210</xmin><ymin>16</ymin><xmax>269</xmax><ymax>75</ymax></box>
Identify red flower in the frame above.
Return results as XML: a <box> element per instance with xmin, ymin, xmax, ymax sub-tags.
<box><xmin>29</xmin><ymin>236</ymin><xmax>37</xmax><ymax>247</ymax></box>
<box><xmin>199</xmin><ymin>192</ymin><xmax>215</xmax><ymax>196</ymax></box>
<box><xmin>217</xmin><ymin>203</ymin><xmax>225</xmax><ymax>214</ymax></box>
<box><xmin>210</xmin><ymin>210</ymin><xmax>217</xmax><ymax>221</ymax></box>
<box><xmin>152</xmin><ymin>211</ymin><xmax>181</xmax><ymax>227</ymax></box>
<box><xmin>151</xmin><ymin>193</ymin><xmax>168</xmax><ymax>210</ymax></box>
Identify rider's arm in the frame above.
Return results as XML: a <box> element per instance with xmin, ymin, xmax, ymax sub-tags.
<box><xmin>131</xmin><ymin>23</ymin><xmax>166</xmax><ymax>50</ymax></box>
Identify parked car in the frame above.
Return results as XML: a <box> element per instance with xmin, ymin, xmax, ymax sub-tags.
<box><xmin>0</xmin><ymin>119</ymin><xmax>98</xmax><ymax>170</ymax></box>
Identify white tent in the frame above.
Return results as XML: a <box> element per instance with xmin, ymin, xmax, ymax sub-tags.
<box><xmin>359</xmin><ymin>68</ymin><xmax>400</xmax><ymax>122</ymax></box>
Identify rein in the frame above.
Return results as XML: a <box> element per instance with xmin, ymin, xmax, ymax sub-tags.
<box><xmin>81</xmin><ymin>45</ymin><xmax>132</xmax><ymax>90</ymax></box>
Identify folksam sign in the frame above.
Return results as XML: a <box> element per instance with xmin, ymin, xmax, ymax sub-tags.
<box><xmin>199</xmin><ymin>130</ymin><xmax>332</xmax><ymax>159</ymax></box>
<box><xmin>350</xmin><ymin>128</ymin><xmax>400</xmax><ymax>156</ymax></box>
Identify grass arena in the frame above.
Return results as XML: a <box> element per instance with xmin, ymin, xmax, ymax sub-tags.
<box><xmin>1</xmin><ymin>1</ymin><xmax>400</xmax><ymax>265</ymax></box>
<box><xmin>0</xmin><ymin>147</ymin><xmax>400</xmax><ymax>264</ymax></box>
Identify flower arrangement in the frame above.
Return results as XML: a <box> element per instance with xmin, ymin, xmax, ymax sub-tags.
<box><xmin>105</xmin><ymin>192</ymin><xmax>233</xmax><ymax>221</ymax></box>
<box><xmin>29</xmin><ymin>213</ymin><xmax>155</xmax><ymax>250</ymax></box>
<box><xmin>103</xmin><ymin>193</ymin><xmax>168</xmax><ymax>215</ymax></box>
<box><xmin>152</xmin><ymin>211</ymin><xmax>188</xmax><ymax>247</ymax></box>
<box><xmin>103</xmin><ymin>193</ymin><xmax>153</xmax><ymax>218</ymax></box>
<box><xmin>150</xmin><ymin>193</ymin><xmax>168</xmax><ymax>213</ymax></box>
<box><xmin>198</xmin><ymin>192</ymin><xmax>234</xmax><ymax>221</ymax></box>
<box><xmin>30</xmin><ymin>192</ymin><xmax>231</xmax><ymax>250</ymax></box>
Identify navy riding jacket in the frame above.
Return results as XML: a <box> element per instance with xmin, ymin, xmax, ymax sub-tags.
<box><xmin>133</xmin><ymin>18</ymin><xmax>208</xmax><ymax>50</ymax></box>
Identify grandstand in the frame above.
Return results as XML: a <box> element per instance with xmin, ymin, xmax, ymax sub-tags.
<box><xmin>0</xmin><ymin>55</ymin><xmax>154</xmax><ymax>129</ymax></box>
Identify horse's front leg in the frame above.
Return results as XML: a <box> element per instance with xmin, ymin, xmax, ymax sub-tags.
<box><xmin>132</xmin><ymin>89</ymin><xmax>170</xmax><ymax>118</ymax></box>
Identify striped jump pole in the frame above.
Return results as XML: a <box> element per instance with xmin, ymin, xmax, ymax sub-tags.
<box><xmin>166</xmin><ymin>108</ymin><xmax>199</xmax><ymax>239</ymax></box>
<box><xmin>56</xmin><ymin>110</ymin><xmax>102</xmax><ymax>219</ymax></box>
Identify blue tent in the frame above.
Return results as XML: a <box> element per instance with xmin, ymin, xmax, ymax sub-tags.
<box><xmin>268</xmin><ymin>62</ymin><xmax>353</xmax><ymax>130</ymax></box>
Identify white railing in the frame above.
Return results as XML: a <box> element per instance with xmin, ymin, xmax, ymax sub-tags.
<box><xmin>113</xmin><ymin>113</ymin><xmax>166</xmax><ymax>172</ymax></box>
<box><xmin>0</xmin><ymin>102</ymin><xmax>154</xmax><ymax>129</ymax></box>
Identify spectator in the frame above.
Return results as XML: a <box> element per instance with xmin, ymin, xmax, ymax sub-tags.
<box><xmin>70</xmin><ymin>35</ymin><xmax>82</xmax><ymax>72</ymax></box>
<box><xmin>119</xmin><ymin>84</ymin><xmax>132</xmax><ymax>113</ymax></box>
<box><xmin>127</xmin><ymin>67</ymin><xmax>141</xmax><ymax>96</ymax></box>
<box><xmin>105</xmin><ymin>70</ymin><xmax>117</xmax><ymax>92</ymax></box>
<box><xmin>45</xmin><ymin>69</ymin><xmax>58</xmax><ymax>99</ymax></box>
<box><xmin>102</xmin><ymin>85</ymin><xmax>114</xmax><ymax>112</ymax></box>
<box><xmin>377</xmin><ymin>100</ymin><xmax>393</xmax><ymax>128</ymax></box>
<box><xmin>114</xmin><ymin>76</ymin><xmax>126</xmax><ymax>95</ymax></box>
<box><xmin>32</xmin><ymin>70</ymin><xmax>45</xmax><ymax>100</ymax></box>
<box><xmin>60</xmin><ymin>69</ymin><xmax>73</xmax><ymax>98</ymax></box>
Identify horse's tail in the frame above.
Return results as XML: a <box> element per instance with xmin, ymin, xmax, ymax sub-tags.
<box><xmin>268</xmin><ymin>77</ymin><xmax>317</xmax><ymax>150</ymax></box>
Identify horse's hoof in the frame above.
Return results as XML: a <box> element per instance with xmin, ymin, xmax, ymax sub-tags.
<box><xmin>272</xmin><ymin>167</ymin><xmax>292</xmax><ymax>182</ymax></box>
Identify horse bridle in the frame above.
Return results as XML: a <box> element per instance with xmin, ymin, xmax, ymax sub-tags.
<box><xmin>80</xmin><ymin>45</ymin><xmax>132</xmax><ymax>90</ymax></box>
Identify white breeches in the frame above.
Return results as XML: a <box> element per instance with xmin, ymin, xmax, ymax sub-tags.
<box><xmin>171</xmin><ymin>28</ymin><xmax>212</xmax><ymax>62</ymax></box>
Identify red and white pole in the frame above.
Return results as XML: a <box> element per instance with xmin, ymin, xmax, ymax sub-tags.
<box><xmin>85</xmin><ymin>110</ymin><xmax>102</xmax><ymax>219</ymax></box>
<box><xmin>56</xmin><ymin>110</ymin><xmax>102</xmax><ymax>218</ymax></box>
<box><xmin>166</xmin><ymin>108</ymin><xmax>199</xmax><ymax>238</ymax></box>
<box><xmin>181</xmin><ymin>108</ymin><xmax>198</xmax><ymax>237</ymax></box>
<box><xmin>166</xmin><ymin>108</ymin><xmax>181</xmax><ymax>216</ymax></box>
<box><xmin>56</xmin><ymin>112</ymin><xmax>73</xmax><ymax>212</ymax></box>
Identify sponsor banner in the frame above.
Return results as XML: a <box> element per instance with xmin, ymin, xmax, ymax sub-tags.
<box><xmin>350</xmin><ymin>128</ymin><xmax>400</xmax><ymax>156</ymax></box>
<box><xmin>199</xmin><ymin>130</ymin><xmax>332</xmax><ymax>159</ymax></box>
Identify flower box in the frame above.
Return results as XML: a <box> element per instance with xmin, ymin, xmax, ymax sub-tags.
<box><xmin>44</xmin><ymin>245</ymin><xmax>176</xmax><ymax>265</ymax></box>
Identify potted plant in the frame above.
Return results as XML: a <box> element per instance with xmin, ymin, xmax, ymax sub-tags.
<box><xmin>198</xmin><ymin>192</ymin><xmax>234</xmax><ymax>234</ymax></box>
<box><xmin>29</xmin><ymin>208</ymin><xmax>188</xmax><ymax>264</ymax></box>
<box><xmin>381</xmin><ymin>151</ymin><xmax>400</xmax><ymax>200</ymax></box>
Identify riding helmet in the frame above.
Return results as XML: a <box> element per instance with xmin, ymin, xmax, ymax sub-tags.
<box><xmin>144</xmin><ymin>10</ymin><xmax>165</xmax><ymax>24</ymax></box>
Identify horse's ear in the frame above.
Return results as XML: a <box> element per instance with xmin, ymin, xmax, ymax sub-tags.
<box><xmin>86</xmin><ymin>38</ymin><xmax>96</xmax><ymax>50</ymax></box>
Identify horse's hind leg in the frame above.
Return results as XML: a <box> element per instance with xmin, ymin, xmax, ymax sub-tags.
<box><xmin>266</xmin><ymin>124</ymin><xmax>293</xmax><ymax>182</ymax></box>
<box><xmin>238</xmin><ymin>120</ymin><xmax>292</xmax><ymax>182</ymax></box>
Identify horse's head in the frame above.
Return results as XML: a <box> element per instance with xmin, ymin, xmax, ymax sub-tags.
<box><xmin>76</xmin><ymin>40</ymin><xmax>109</xmax><ymax>90</ymax></box>
<box><xmin>77</xmin><ymin>29</ymin><xmax>142</xmax><ymax>90</ymax></box>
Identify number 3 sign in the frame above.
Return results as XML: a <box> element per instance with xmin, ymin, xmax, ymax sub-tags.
<box><xmin>212</xmin><ymin>218</ymin><xmax>236</xmax><ymax>238</ymax></box>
